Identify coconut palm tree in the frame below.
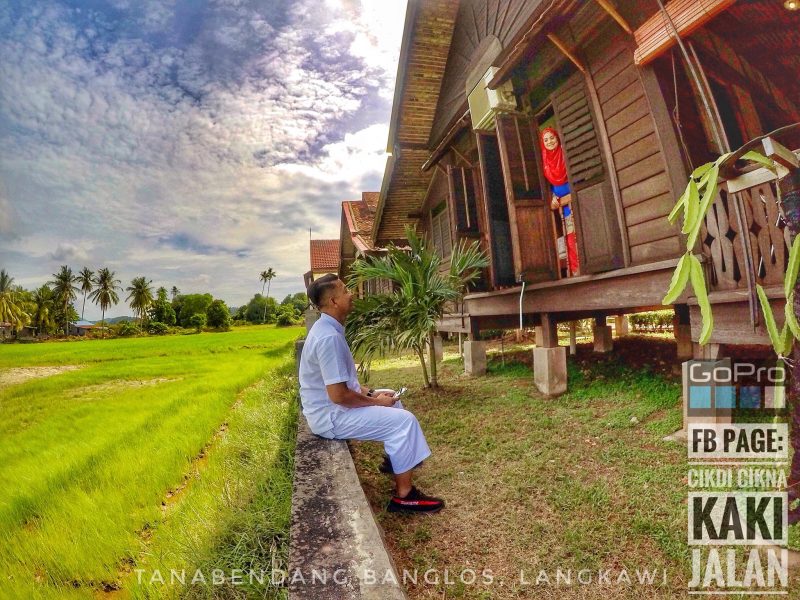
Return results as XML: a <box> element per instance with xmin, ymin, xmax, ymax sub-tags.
<box><xmin>346</xmin><ymin>226</ymin><xmax>487</xmax><ymax>388</ymax></box>
<box><xmin>89</xmin><ymin>268</ymin><xmax>121</xmax><ymax>338</ymax></box>
<box><xmin>30</xmin><ymin>285</ymin><xmax>55</xmax><ymax>336</ymax></box>
<box><xmin>126</xmin><ymin>276</ymin><xmax>154</xmax><ymax>324</ymax></box>
<box><xmin>171</xmin><ymin>286</ymin><xmax>180</xmax><ymax>301</ymax></box>
<box><xmin>156</xmin><ymin>286</ymin><xmax>168</xmax><ymax>303</ymax></box>
<box><xmin>50</xmin><ymin>265</ymin><xmax>78</xmax><ymax>335</ymax></box>
<box><xmin>76</xmin><ymin>267</ymin><xmax>94</xmax><ymax>320</ymax></box>
<box><xmin>260</xmin><ymin>267</ymin><xmax>276</xmax><ymax>323</ymax></box>
<box><xmin>0</xmin><ymin>269</ymin><xmax>29</xmax><ymax>330</ymax></box>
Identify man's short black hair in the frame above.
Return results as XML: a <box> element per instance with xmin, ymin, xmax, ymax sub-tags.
<box><xmin>307</xmin><ymin>273</ymin><xmax>340</xmax><ymax>308</ymax></box>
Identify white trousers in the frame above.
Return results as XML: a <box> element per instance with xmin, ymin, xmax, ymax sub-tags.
<box><xmin>320</xmin><ymin>400</ymin><xmax>431</xmax><ymax>474</ymax></box>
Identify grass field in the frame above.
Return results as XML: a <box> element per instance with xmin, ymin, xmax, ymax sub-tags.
<box><xmin>0</xmin><ymin>325</ymin><xmax>302</xmax><ymax>599</ymax></box>
<box><xmin>351</xmin><ymin>336</ymin><xmax>800</xmax><ymax>599</ymax></box>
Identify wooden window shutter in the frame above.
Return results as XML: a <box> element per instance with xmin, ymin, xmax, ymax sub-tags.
<box><xmin>551</xmin><ymin>79</ymin><xmax>604</xmax><ymax>192</ymax></box>
<box><xmin>430</xmin><ymin>204</ymin><xmax>452</xmax><ymax>259</ymax></box>
<box><xmin>442</xmin><ymin>209</ymin><xmax>452</xmax><ymax>257</ymax></box>
<box><xmin>431</xmin><ymin>211</ymin><xmax>443</xmax><ymax>258</ymax></box>
<box><xmin>551</xmin><ymin>74</ymin><xmax>625</xmax><ymax>274</ymax></box>
<box><xmin>448</xmin><ymin>166</ymin><xmax>479</xmax><ymax>232</ymax></box>
<box><xmin>634</xmin><ymin>0</ymin><xmax>736</xmax><ymax>66</ymax></box>
<box><xmin>495</xmin><ymin>113</ymin><xmax>558</xmax><ymax>283</ymax></box>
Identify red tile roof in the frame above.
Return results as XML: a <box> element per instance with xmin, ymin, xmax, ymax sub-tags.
<box><xmin>343</xmin><ymin>192</ymin><xmax>379</xmax><ymax>252</ymax></box>
<box><xmin>310</xmin><ymin>239</ymin><xmax>340</xmax><ymax>272</ymax></box>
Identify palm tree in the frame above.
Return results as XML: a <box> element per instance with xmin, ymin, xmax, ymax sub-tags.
<box><xmin>171</xmin><ymin>286</ymin><xmax>180</xmax><ymax>301</ymax></box>
<box><xmin>347</xmin><ymin>226</ymin><xmax>487</xmax><ymax>388</ymax></box>
<box><xmin>260</xmin><ymin>267</ymin><xmax>276</xmax><ymax>323</ymax></box>
<box><xmin>30</xmin><ymin>285</ymin><xmax>55</xmax><ymax>336</ymax></box>
<box><xmin>89</xmin><ymin>268</ymin><xmax>121</xmax><ymax>338</ymax></box>
<box><xmin>126</xmin><ymin>276</ymin><xmax>154</xmax><ymax>324</ymax></box>
<box><xmin>50</xmin><ymin>265</ymin><xmax>78</xmax><ymax>335</ymax></box>
<box><xmin>76</xmin><ymin>267</ymin><xmax>94</xmax><ymax>320</ymax></box>
<box><xmin>156</xmin><ymin>286</ymin><xmax>168</xmax><ymax>303</ymax></box>
<box><xmin>0</xmin><ymin>269</ymin><xmax>29</xmax><ymax>330</ymax></box>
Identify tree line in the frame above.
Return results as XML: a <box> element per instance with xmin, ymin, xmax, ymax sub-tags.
<box><xmin>0</xmin><ymin>266</ymin><xmax>307</xmax><ymax>339</ymax></box>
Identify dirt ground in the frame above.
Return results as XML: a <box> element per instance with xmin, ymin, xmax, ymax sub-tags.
<box><xmin>0</xmin><ymin>365</ymin><xmax>82</xmax><ymax>387</ymax></box>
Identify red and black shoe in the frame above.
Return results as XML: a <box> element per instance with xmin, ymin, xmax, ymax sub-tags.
<box><xmin>387</xmin><ymin>486</ymin><xmax>444</xmax><ymax>513</ymax></box>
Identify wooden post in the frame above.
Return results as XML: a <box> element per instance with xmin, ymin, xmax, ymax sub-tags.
<box><xmin>568</xmin><ymin>321</ymin><xmax>577</xmax><ymax>356</ymax></box>
<box><xmin>593</xmin><ymin>315</ymin><xmax>613</xmax><ymax>353</ymax></box>
<box><xmin>674</xmin><ymin>304</ymin><xmax>693</xmax><ymax>360</ymax></box>
<box><xmin>535</xmin><ymin>313</ymin><xmax>558</xmax><ymax>348</ymax></box>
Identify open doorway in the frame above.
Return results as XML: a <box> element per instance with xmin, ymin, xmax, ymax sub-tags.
<box><xmin>476</xmin><ymin>133</ymin><xmax>515</xmax><ymax>287</ymax></box>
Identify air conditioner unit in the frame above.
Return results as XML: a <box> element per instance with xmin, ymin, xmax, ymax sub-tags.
<box><xmin>467</xmin><ymin>66</ymin><xmax>517</xmax><ymax>131</ymax></box>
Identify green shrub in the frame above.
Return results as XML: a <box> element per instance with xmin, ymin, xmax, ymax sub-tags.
<box><xmin>206</xmin><ymin>299</ymin><xmax>232</xmax><ymax>330</ymax></box>
<box><xmin>116</xmin><ymin>321</ymin><xmax>141</xmax><ymax>337</ymax></box>
<box><xmin>275</xmin><ymin>305</ymin><xmax>299</xmax><ymax>327</ymax></box>
<box><xmin>188</xmin><ymin>313</ymin><xmax>206</xmax><ymax>333</ymax></box>
<box><xmin>629</xmin><ymin>310</ymin><xmax>674</xmax><ymax>331</ymax></box>
<box><xmin>148</xmin><ymin>321</ymin><xmax>170</xmax><ymax>335</ymax></box>
<box><xmin>149</xmin><ymin>300</ymin><xmax>176</xmax><ymax>326</ymax></box>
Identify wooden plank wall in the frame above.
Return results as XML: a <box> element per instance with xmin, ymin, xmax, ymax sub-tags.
<box><xmin>582</xmin><ymin>25</ymin><xmax>683</xmax><ymax>265</ymax></box>
<box><xmin>430</xmin><ymin>0</ymin><xmax>543</xmax><ymax>146</ymax></box>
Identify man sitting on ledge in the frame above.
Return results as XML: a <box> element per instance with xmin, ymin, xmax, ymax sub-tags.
<box><xmin>299</xmin><ymin>273</ymin><xmax>444</xmax><ymax>514</ymax></box>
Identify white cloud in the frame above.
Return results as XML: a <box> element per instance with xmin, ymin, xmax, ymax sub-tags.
<box><xmin>0</xmin><ymin>0</ymin><xmax>407</xmax><ymax>319</ymax></box>
<box><xmin>50</xmin><ymin>243</ymin><xmax>90</xmax><ymax>263</ymax></box>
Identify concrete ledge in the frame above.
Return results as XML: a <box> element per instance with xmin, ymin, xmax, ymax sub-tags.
<box><xmin>289</xmin><ymin>418</ymin><xmax>406</xmax><ymax>600</ymax></box>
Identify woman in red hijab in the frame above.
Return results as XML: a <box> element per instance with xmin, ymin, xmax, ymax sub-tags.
<box><xmin>540</xmin><ymin>127</ymin><xmax>579</xmax><ymax>275</ymax></box>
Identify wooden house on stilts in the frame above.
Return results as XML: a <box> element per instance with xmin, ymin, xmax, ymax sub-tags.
<box><xmin>358</xmin><ymin>0</ymin><xmax>799</xmax><ymax>425</ymax></box>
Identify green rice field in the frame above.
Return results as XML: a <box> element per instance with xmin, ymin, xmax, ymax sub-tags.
<box><xmin>0</xmin><ymin>325</ymin><xmax>302</xmax><ymax>599</ymax></box>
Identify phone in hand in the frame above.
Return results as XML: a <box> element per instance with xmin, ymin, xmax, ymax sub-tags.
<box><xmin>393</xmin><ymin>387</ymin><xmax>407</xmax><ymax>399</ymax></box>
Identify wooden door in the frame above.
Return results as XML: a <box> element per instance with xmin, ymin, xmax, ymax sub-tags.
<box><xmin>495</xmin><ymin>113</ymin><xmax>558</xmax><ymax>284</ymax></box>
<box><xmin>551</xmin><ymin>73</ymin><xmax>625</xmax><ymax>274</ymax></box>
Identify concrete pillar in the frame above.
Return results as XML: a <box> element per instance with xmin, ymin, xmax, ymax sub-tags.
<box><xmin>431</xmin><ymin>334</ymin><xmax>443</xmax><ymax>362</ymax></box>
<box><xmin>464</xmin><ymin>341</ymin><xmax>487</xmax><ymax>376</ymax></box>
<box><xmin>593</xmin><ymin>317</ymin><xmax>613</xmax><ymax>353</ymax></box>
<box><xmin>533</xmin><ymin>313</ymin><xmax>567</xmax><ymax>395</ymax></box>
<box><xmin>304</xmin><ymin>307</ymin><xmax>320</xmax><ymax>332</ymax></box>
<box><xmin>614</xmin><ymin>315</ymin><xmax>629</xmax><ymax>337</ymax></box>
<box><xmin>533</xmin><ymin>347</ymin><xmax>568</xmax><ymax>396</ymax></box>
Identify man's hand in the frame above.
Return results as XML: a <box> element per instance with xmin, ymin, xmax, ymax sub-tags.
<box><xmin>326</xmin><ymin>382</ymin><xmax>398</xmax><ymax>408</ymax></box>
<box><xmin>374</xmin><ymin>392</ymin><xmax>397</xmax><ymax>407</ymax></box>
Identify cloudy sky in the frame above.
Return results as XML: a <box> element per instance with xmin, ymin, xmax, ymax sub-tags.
<box><xmin>0</xmin><ymin>0</ymin><xmax>406</xmax><ymax>320</ymax></box>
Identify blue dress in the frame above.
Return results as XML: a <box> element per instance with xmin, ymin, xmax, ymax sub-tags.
<box><xmin>552</xmin><ymin>182</ymin><xmax>571</xmax><ymax>217</ymax></box>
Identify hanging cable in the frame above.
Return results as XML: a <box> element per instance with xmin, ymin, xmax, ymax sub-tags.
<box><xmin>671</xmin><ymin>49</ymin><xmax>693</xmax><ymax>171</ymax></box>
<box><xmin>654</xmin><ymin>0</ymin><xmax>726</xmax><ymax>154</ymax></box>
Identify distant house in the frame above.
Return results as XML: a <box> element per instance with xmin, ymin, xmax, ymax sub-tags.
<box><xmin>339</xmin><ymin>192</ymin><xmax>392</xmax><ymax>296</ymax></box>
<box><xmin>69</xmin><ymin>320</ymin><xmax>99</xmax><ymax>336</ymax></box>
<box><xmin>1</xmin><ymin>322</ymin><xmax>38</xmax><ymax>339</ymax></box>
<box><xmin>303</xmin><ymin>239</ymin><xmax>340</xmax><ymax>288</ymax></box>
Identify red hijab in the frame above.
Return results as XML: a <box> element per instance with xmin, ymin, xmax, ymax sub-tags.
<box><xmin>540</xmin><ymin>127</ymin><xmax>568</xmax><ymax>186</ymax></box>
